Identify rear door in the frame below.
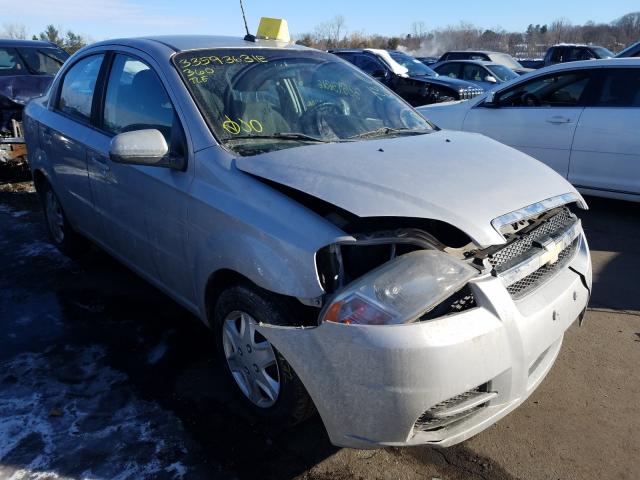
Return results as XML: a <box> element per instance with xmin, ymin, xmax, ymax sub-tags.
<box><xmin>569</xmin><ymin>67</ymin><xmax>640</xmax><ymax>197</ymax></box>
<box><xmin>462</xmin><ymin>68</ymin><xmax>594</xmax><ymax>177</ymax></box>
<box><xmin>39</xmin><ymin>53</ymin><xmax>105</xmax><ymax>236</ymax></box>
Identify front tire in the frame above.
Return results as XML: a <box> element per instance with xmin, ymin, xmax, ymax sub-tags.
<box><xmin>213</xmin><ymin>284</ymin><xmax>315</xmax><ymax>426</ymax></box>
<box><xmin>40</xmin><ymin>180</ymin><xmax>89</xmax><ymax>258</ymax></box>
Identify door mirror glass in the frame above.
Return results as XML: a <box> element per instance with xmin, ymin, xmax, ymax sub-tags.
<box><xmin>110</xmin><ymin>129</ymin><xmax>183</xmax><ymax>169</ymax></box>
<box><xmin>484</xmin><ymin>75</ymin><xmax>498</xmax><ymax>83</ymax></box>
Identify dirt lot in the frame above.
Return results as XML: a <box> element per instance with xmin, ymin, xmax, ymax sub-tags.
<box><xmin>0</xmin><ymin>178</ymin><xmax>638</xmax><ymax>480</ymax></box>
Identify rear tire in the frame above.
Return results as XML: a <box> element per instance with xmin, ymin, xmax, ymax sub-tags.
<box><xmin>39</xmin><ymin>180</ymin><xmax>89</xmax><ymax>258</ymax></box>
<box><xmin>212</xmin><ymin>284</ymin><xmax>315</xmax><ymax>426</ymax></box>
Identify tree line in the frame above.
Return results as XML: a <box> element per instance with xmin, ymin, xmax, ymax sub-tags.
<box><xmin>3</xmin><ymin>11</ymin><xmax>640</xmax><ymax>58</ymax></box>
<box><xmin>295</xmin><ymin>12</ymin><xmax>640</xmax><ymax>58</ymax></box>
<box><xmin>1</xmin><ymin>24</ymin><xmax>89</xmax><ymax>54</ymax></box>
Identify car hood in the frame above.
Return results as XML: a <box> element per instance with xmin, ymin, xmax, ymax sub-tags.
<box><xmin>408</xmin><ymin>74</ymin><xmax>480</xmax><ymax>90</ymax></box>
<box><xmin>235</xmin><ymin>130</ymin><xmax>580</xmax><ymax>247</ymax></box>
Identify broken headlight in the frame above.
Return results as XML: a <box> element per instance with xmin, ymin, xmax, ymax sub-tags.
<box><xmin>321</xmin><ymin>250</ymin><xmax>477</xmax><ymax>325</ymax></box>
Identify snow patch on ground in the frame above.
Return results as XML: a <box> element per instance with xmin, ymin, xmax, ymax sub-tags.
<box><xmin>0</xmin><ymin>346</ymin><xmax>195</xmax><ymax>480</ymax></box>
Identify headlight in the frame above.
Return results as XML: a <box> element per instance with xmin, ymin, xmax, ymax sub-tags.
<box><xmin>321</xmin><ymin>250</ymin><xmax>477</xmax><ymax>326</ymax></box>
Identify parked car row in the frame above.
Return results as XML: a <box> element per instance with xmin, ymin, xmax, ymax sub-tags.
<box><xmin>419</xmin><ymin>58</ymin><xmax>640</xmax><ymax>202</ymax></box>
<box><xmin>328</xmin><ymin>48</ymin><xmax>484</xmax><ymax>106</ymax></box>
<box><xmin>0</xmin><ymin>39</ymin><xmax>69</xmax><ymax>168</ymax></box>
<box><xmin>24</xmin><ymin>30</ymin><xmax>592</xmax><ymax>449</ymax></box>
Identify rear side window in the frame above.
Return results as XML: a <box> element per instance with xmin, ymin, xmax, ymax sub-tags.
<box><xmin>103</xmin><ymin>54</ymin><xmax>176</xmax><ymax>148</ymax></box>
<box><xmin>58</xmin><ymin>54</ymin><xmax>104</xmax><ymax>121</ymax></box>
<box><xmin>593</xmin><ymin>69</ymin><xmax>640</xmax><ymax>107</ymax></box>
<box><xmin>0</xmin><ymin>47</ymin><xmax>26</xmax><ymax>76</ymax></box>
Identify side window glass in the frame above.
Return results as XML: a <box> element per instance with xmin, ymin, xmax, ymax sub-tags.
<box><xmin>550</xmin><ymin>48</ymin><xmax>563</xmax><ymax>63</ymax></box>
<box><xmin>594</xmin><ymin>69</ymin><xmax>640</xmax><ymax>107</ymax></box>
<box><xmin>0</xmin><ymin>47</ymin><xmax>26</xmax><ymax>75</ymax></box>
<box><xmin>356</xmin><ymin>55</ymin><xmax>384</xmax><ymax>75</ymax></box>
<box><xmin>436</xmin><ymin>63</ymin><xmax>460</xmax><ymax>78</ymax></box>
<box><xmin>462</xmin><ymin>64</ymin><xmax>484</xmax><ymax>81</ymax></box>
<box><xmin>498</xmin><ymin>72</ymin><xmax>590</xmax><ymax>107</ymax></box>
<box><xmin>103</xmin><ymin>55</ymin><xmax>177</xmax><ymax>149</ymax></box>
<box><xmin>57</xmin><ymin>54</ymin><xmax>104</xmax><ymax>121</ymax></box>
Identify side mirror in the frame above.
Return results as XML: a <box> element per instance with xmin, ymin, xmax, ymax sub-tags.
<box><xmin>109</xmin><ymin>129</ymin><xmax>184</xmax><ymax>170</ymax></box>
<box><xmin>484</xmin><ymin>75</ymin><xmax>498</xmax><ymax>83</ymax></box>
<box><xmin>371</xmin><ymin>69</ymin><xmax>388</xmax><ymax>80</ymax></box>
<box><xmin>483</xmin><ymin>91</ymin><xmax>499</xmax><ymax>108</ymax></box>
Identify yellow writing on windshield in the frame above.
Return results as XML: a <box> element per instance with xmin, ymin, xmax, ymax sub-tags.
<box><xmin>222</xmin><ymin>116</ymin><xmax>264</xmax><ymax>135</ymax></box>
<box><xmin>179</xmin><ymin>54</ymin><xmax>268</xmax><ymax>70</ymax></box>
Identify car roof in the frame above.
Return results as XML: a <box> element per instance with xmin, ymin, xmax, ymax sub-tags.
<box><xmin>0</xmin><ymin>38</ymin><xmax>61</xmax><ymax>48</ymax></box>
<box><xmin>444</xmin><ymin>50</ymin><xmax>503</xmax><ymax>55</ymax></box>
<box><xmin>85</xmin><ymin>35</ymin><xmax>308</xmax><ymax>57</ymax></box>
<box><xmin>539</xmin><ymin>57</ymin><xmax>640</xmax><ymax>72</ymax></box>
<box><xmin>437</xmin><ymin>59</ymin><xmax>500</xmax><ymax>66</ymax></box>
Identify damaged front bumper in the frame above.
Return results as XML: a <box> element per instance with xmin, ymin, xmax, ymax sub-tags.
<box><xmin>257</xmin><ymin>231</ymin><xmax>591</xmax><ymax>449</ymax></box>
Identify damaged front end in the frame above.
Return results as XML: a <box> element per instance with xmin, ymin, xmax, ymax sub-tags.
<box><xmin>0</xmin><ymin>75</ymin><xmax>52</xmax><ymax>168</ymax></box>
<box><xmin>254</xmin><ymin>193</ymin><xmax>591</xmax><ymax>449</ymax></box>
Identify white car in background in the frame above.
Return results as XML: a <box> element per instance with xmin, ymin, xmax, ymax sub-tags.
<box><xmin>418</xmin><ymin>58</ymin><xmax>640</xmax><ymax>202</ymax></box>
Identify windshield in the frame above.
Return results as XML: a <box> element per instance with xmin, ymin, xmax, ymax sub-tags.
<box><xmin>174</xmin><ymin>48</ymin><xmax>433</xmax><ymax>156</ymax></box>
<box><xmin>17</xmin><ymin>47</ymin><xmax>69</xmax><ymax>75</ymax></box>
<box><xmin>489</xmin><ymin>53</ymin><xmax>523</xmax><ymax>70</ymax></box>
<box><xmin>592</xmin><ymin>46</ymin><xmax>614</xmax><ymax>58</ymax></box>
<box><xmin>0</xmin><ymin>46</ymin><xmax>68</xmax><ymax>76</ymax></box>
<box><xmin>389</xmin><ymin>51</ymin><xmax>437</xmax><ymax>76</ymax></box>
<box><xmin>486</xmin><ymin>64</ymin><xmax>519</xmax><ymax>82</ymax></box>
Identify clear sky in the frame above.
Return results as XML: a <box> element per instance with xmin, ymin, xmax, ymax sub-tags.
<box><xmin>3</xmin><ymin>0</ymin><xmax>639</xmax><ymax>41</ymax></box>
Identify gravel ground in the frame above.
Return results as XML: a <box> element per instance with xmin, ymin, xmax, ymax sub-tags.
<box><xmin>0</xmin><ymin>178</ymin><xmax>638</xmax><ymax>480</ymax></box>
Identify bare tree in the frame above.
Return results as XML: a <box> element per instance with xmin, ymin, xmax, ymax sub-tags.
<box><xmin>2</xmin><ymin>23</ymin><xmax>28</xmax><ymax>39</ymax></box>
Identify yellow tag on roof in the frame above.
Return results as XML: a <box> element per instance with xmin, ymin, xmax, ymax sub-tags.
<box><xmin>256</xmin><ymin>17</ymin><xmax>290</xmax><ymax>42</ymax></box>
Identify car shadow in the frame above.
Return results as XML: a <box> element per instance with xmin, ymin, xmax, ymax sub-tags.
<box><xmin>578</xmin><ymin>195</ymin><xmax>640</xmax><ymax>312</ymax></box>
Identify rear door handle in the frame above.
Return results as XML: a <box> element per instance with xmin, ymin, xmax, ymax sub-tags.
<box><xmin>546</xmin><ymin>115</ymin><xmax>572</xmax><ymax>124</ymax></box>
<box><xmin>41</xmin><ymin>127</ymin><xmax>53</xmax><ymax>145</ymax></box>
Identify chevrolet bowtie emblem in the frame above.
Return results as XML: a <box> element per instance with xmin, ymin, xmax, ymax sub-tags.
<box><xmin>542</xmin><ymin>241</ymin><xmax>564</xmax><ymax>265</ymax></box>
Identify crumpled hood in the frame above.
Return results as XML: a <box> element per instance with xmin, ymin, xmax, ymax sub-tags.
<box><xmin>235</xmin><ymin>130</ymin><xmax>580</xmax><ymax>247</ymax></box>
<box><xmin>0</xmin><ymin>75</ymin><xmax>53</xmax><ymax>107</ymax></box>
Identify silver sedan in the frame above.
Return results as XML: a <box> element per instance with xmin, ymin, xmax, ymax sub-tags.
<box><xmin>24</xmin><ymin>35</ymin><xmax>591</xmax><ymax>448</ymax></box>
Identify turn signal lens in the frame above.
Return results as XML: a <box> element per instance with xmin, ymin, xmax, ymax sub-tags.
<box><xmin>323</xmin><ymin>295</ymin><xmax>394</xmax><ymax>325</ymax></box>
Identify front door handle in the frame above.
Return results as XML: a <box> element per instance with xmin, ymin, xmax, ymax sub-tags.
<box><xmin>546</xmin><ymin>115</ymin><xmax>572</xmax><ymax>124</ymax></box>
<box><xmin>89</xmin><ymin>152</ymin><xmax>110</xmax><ymax>174</ymax></box>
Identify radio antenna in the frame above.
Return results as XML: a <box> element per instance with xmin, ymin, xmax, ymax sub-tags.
<box><xmin>239</xmin><ymin>0</ymin><xmax>255</xmax><ymax>42</ymax></box>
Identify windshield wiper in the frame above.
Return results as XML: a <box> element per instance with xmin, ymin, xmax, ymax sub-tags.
<box><xmin>347</xmin><ymin>127</ymin><xmax>431</xmax><ymax>140</ymax></box>
<box><xmin>224</xmin><ymin>132</ymin><xmax>330</xmax><ymax>143</ymax></box>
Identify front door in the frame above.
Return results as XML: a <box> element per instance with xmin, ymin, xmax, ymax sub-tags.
<box><xmin>84</xmin><ymin>52</ymin><xmax>195</xmax><ymax>303</ymax></box>
<box><xmin>463</xmin><ymin>69</ymin><xmax>594</xmax><ymax>177</ymax></box>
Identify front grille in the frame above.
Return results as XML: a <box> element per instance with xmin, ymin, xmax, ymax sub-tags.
<box><xmin>459</xmin><ymin>88</ymin><xmax>484</xmax><ymax>100</ymax></box>
<box><xmin>414</xmin><ymin>384</ymin><xmax>494</xmax><ymax>432</ymax></box>
<box><xmin>506</xmin><ymin>238</ymin><xmax>578</xmax><ymax>299</ymax></box>
<box><xmin>489</xmin><ymin>207</ymin><xmax>574</xmax><ymax>270</ymax></box>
